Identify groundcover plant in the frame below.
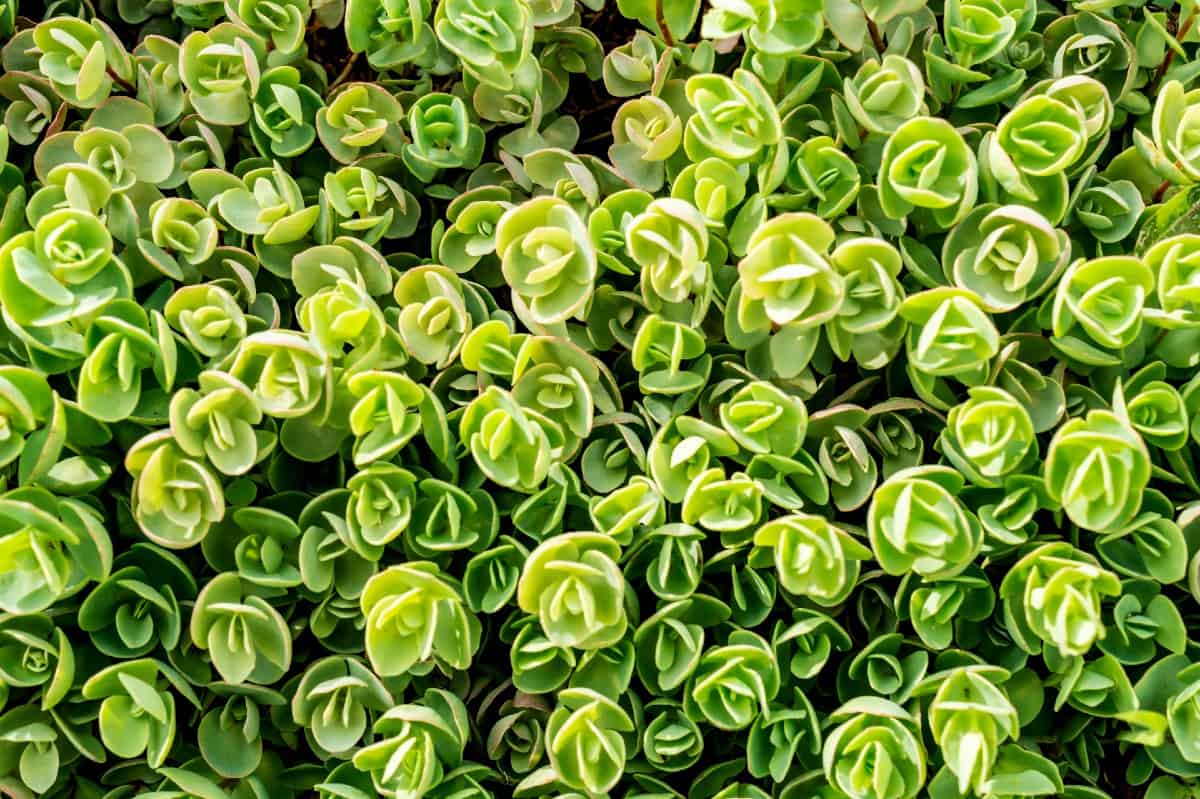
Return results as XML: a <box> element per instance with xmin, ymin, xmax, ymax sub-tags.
<box><xmin>3</xmin><ymin>0</ymin><xmax>1200</xmax><ymax>797</ymax></box>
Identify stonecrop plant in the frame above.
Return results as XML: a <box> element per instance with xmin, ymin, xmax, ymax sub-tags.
<box><xmin>3</xmin><ymin>0</ymin><xmax>1200</xmax><ymax>797</ymax></box>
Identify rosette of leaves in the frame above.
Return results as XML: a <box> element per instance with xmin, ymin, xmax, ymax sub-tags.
<box><xmin>511</xmin><ymin>336</ymin><xmax>600</xmax><ymax>455</ymax></box>
<box><xmin>1044</xmin><ymin>408</ymin><xmax>1150</xmax><ymax>532</ymax></box>
<box><xmin>544</xmin><ymin>687</ymin><xmax>634</xmax><ymax>795</ymax></box>
<box><xmin>345</xmin><ymin>370</ymin><xmax>431</xmax><ymax>466</ymax></box>
<box><xmin>227</xmin><ymin>0</ymin><xmax>310</xmax><ymax>54</ymax></box>
<box><xmin>497</xmin><ymin>196</ymin><xmax>598</xmax><ymax>327</ymax></box>
<box><xmin>822</xmin><ymin>697</ymin><xmax>926</xmax><ymax>799</ymax></box>
<box><xmin>402</xmin><ymin>93</ymin><xmax>485</xmax><ymax>183</ymax></box>
<box><xmin>1144</xmin><ymin>234</ymin><xmax>1200</xmax><ymax>330</ymax></box>
<box><xmin>940</xmin><ymin>386</ymin><xmax>1037</xmax><ymax>487</ymax></box>
<box><xmin>81</xmin><ymin>658</ymin><xmax>190</xmax><ymax>768</ymax></box>
<box><xmin>320</xmin><ymin>165</ymin><xmax>420</xmax><ymax>244</ymax></box>
<box><xmin>602</xmin><ymin>29</ymin><xmax>661</xmax><ymax>97</ymax></box>
<box><xmin>684</xmin><ymin>69</ymin><xmax>782</xmax><ymax>163</ymax></box>
<box><xmin>481</xmin><ymin>687</ymin><xmax>550</xmax><ymax>775</ymax></box>
<box><xmin>634</xmin><ymin>595</ymin><xmax>728</xmax><ymax>694</ymax></box>
<box><xmin>131</xmin><ymin>36</ymin><xmax>186</xmax><ymax>127</ymax></box>
<box><xmin>392</xmin><ymin>264</ymin><xmax>474</xmax><ymax>368</ymax></box>
<box><xmin>78</xmin><ymin>546</ymin><xmax>194</xmax><ymax>659</ymax></box>
<box><xmin>291</xmin><ymin>655</ymin><xmax>392</xmax><ymax>756</ymax></box>
<box><xmin>0</xmin><ymin>367</ymin><xmax>54</xmax><ymax>470</ymax></box>
<box><xmin>77</xmin><ymin>300</ymin><xmax>173</xmax><ymax>423</ymax></box>
<box><xmin>164</xmin><ymin>283</ymin><xmax>249</xmax><ymax>362</ymax></box>
<box><xmin>228</xmin><ymin>330</ymin><xmax>330</xmax><ymax>419</ymax></box>
<box><xmin>140</xmin><ymin>197</ymin><xmax>222</xmax><ymax>279</ymax></box>
<box><xmin>0</xmin><ymin>706</ymin><xmax>73</xmax><ymax>794</ymax></box>
<box><xmin>631</xmin><ymin>314</ymin><xmax>711</xmax><ymax>398</ymax></box>
<box><xmin>825</xmin><ymin>236</ymin><xmax>907</xmax><ymax>369</ymax></box>
<box><xmin>298</xmin><ymin>490</ymin><xmax>376</xmax><ymax>600</ymax></box>
<box><xmin>340</xmin><ymin>463</ymin><xmax>416</xmax><ymax>556</ymax></box>
<box><xmin>506</xmin><ymin>613</ymin><xmax>576</xmax><ymax>694</ymax></box>
<box><xmin>189</xmin><ymin>572</ymin><xmax>291</xmax><ymax>685</ymax></box>
<box><xmin>1123</xmin><ymin>380</ymin><xmax>1187</xmax><ymax>464</ymax></box>
<box><xmin>717</xmin><ymin>380</ymin><xmax>807</xmax><ymax>456</ymax></box>
<box><xmin>835</xmin><ymin>632</ymin><xmax>928</xmax><ymax>704</ymax></box>
<box><xmin>647</xmin><ymin>415</ymin><xmax>737</xmax><ymax>502</ymax></box>
<box><xmin>0</xmin><ymin>486</ymin><xmax>111</xmax><ymax>615</ymax></box>
<box><xmin>299</xmin><ymin>273</ymin><xmax>405</xmax><ymax>371</ymax></box>
<box><xmin>879</xmin><ymin>117</ymin><xmax>978</xmax><ymax>230</ymax></box>
<box><xmin>994</xmin><ymin>91</ymin><xmax>1089</xmax><ymax>181</ymax></box>
<box><xmin>772</xmin><ymin>608</ymin><xmax>852</xmax><ymax>681</ymax></box>
<box><xmin>434</xmin><ymin>0</ymin><xmax>533</xmax><ymax>90</ymax></box>
<box><xmin>899</xmin><ymin>287</ymin><xmax>999</xmax><ymax>383</ymax></box>
<box><xmin>169</xmin><ymin>369</ymin><xmax>270</xmax><ymax>478</ymax></box>
<box><xmin>1051</xmin><ymin>255</ymin><xmax>1154</xmax><ymax>359</ymax></box>
<box><xmin>197</xmin><ymin>682</ymin><xmax>285</xmax><ymax>778</ymax></box>
<box><xmin>0</xmin><ymin>71</ymin><xmax>61</xmax><ymax>152</ymax></box>
<box><xmin>1043</xmin><ymin>12</ymin><xmax>1134</xmax><ymax>104</ymax></box>
<box><xmin>0</xmin><ymin>613</ymin><xmax>73</xmax><ymax>709</ymax></box>
<box><xmin>700</xmin><ymin>0</ymin><xmax>822</xmax><ymax>58</ymax></box>
<box><xmin>410</xmin><ymin>478</ymin><xmax>499</xmax><ymax>557</ymax></box>
<box><xmin>626</xmin><ymin>197</ymin><xmax>710</xmax><ymax>314</ymax></box>
<box><xmin>517</xmin><ymin>531</ymin><xmax>625</xmax><ymax>649</ymax></box>
<box><xmin>680</xmin><ymin>467</ymin><xmax>763</xmax><ymax>542</ymax></box>
<box><xmin>943</xmin><ymin>204</ymin><xmax>1070</xmax><ymax>313</ymax></box>
<box><xmin>642</xmin><ymin>699</ymin><xmax>704</xmax><ymax>772</ymax></box>
<box><xmin>125</xmin><ymin>431</ymin><xmax>225</xmax><ymax>549</ymax></box>
<box><xmin>464</xmin><ymin>537</ymin><xmax>527</xmax><ymax>615</ymax></box>
<box><xmin>867</xmin><ymin>465</ymin><xmax>983</xmax><ymax>579</ymax></box>
<box><xmin>1097</xmin><ymin>579</ymin><xmax>1186</xmax><ymax>666</ymax></box>
<box><xmin>360</xmin><ymin>562</ymin><xmax>480</xmax><ymax>677</ymax></box>
<box><xmin>781</xmin><ymin>136</ymin><xmax>860</xmax><ymax>221</ymax></box>
<box><xmin>685</xmin><ymin>629</ymin><xmax>779</xmax><ymax>730</ymax></box>
<box><xmin>843</xmin><ymin>55</ymin><xmax>926</xmax><ymax>135</ymax></box>
<box><xmin>179</xmin><ymin>24</ymin><xmax>266</xmax><ymax>127</ymax></box>
<box><xmin>1000</xmin><ymin>542</ymin><xmax>1120</xmax><ymax>657</ymax></box>
<box><xmin>746</xmin><ymin>687</ymin><xmax>821</xmax><ymax>782</ymax></box>
<box><xmin>918</xmin><ymin>666</ymin><xmax>1020</xmax><ymax>796</ymax></box>
<box><xmin>352</xmin><ymin>688</ymin><xmax>469</xmax><ymax>799</ymax></box>
<box><xmin>316</xmin><ymin>82</ymin><xmax>405</xmax><ymax>164</ymax></box>
<box><xmin>460</xmin><ymin>386</ymin><xmax>562</xmax><ymax>492</ymax></box>
<box><xmin>671</xmin><ymin>158</ymin><xmax>747</xmax><ymax>227</ymax></box>
<box><xmin>731</xmin><ymin>212</ymin><xmax>844</xmax><ymax>372</ymax></box>
<box><xmin>899</xmin><ymin>567</ymin><xmax>995</xmax><ymax>650</ymax></box>
<box><xmin>249</xmin><ymin>66</ymin><xmax>323</xmax><ymax>159</ymax></box>
<box><xmin>752</xmin><ymin>513</ymin><xmax>872</xmax><ymax>606</ymax></box>
<box><xmin>32</xmin><ymin>17</ymin><xmax>132</xmax><ymax>108</ymax></box>
<box><xmin>346</xmin><ymin>0</ymin><xmax>436</xmax><ymax>69</ymax></box>
<box><xmin>439</xmin><ymin>187</ymin><xmax>514</xmax><ymax>275</ymax></box>
<box><xmin>591</xmin><ymin>475</ymin><xmax>664</xmax><ymax>545</ymax></box>
<box><xmin>0</xmin><ymin>207</ymin><xmax>131</xmax><ymax>369</ymax></box>
<box><xmin>943</xmin><ymin>0</ymin><xmax>1035</xmax><ymax>67</ymax></box>
<box><xmin>214</xmin><ymin>162</ymin><xmax>319</xmax><ymax>252</ymax></box>
<box><xmin>36</xmin><ymin>101</ymin><xmax>174</xmax><ymax>205</ymax></box>
<box><xmin>609</xmin><ymin>96</ymin><xmax>682</xmax><ymax>191</ymax></box>
<box><xmin>1072</xmin><ymin>176</ymin><xmax>1143</xmax><ymax>245</ymax></box>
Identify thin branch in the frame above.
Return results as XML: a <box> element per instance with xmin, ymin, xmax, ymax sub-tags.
<box><xmin>106</xmin><ymin>67</ymin><xmax>135</xmax><ymax>94</ymax></box>
<box><xmin>655</xmin><ymin>0</ymin><xmax>676</xmax><ymax>48</ymax></box>
<box><xmin>867</xmin><ymin>15</ymin><xmax>886</xmax><ymax>54</ymax></box>
<box><xmin>328</xmin><ymin>52</ymin><xmax>361</xmax><ymax>94</ymax></box>
<box><xmin>1149</xmin><ymin>10</ymin><xmax>1196</xmax><ymax>96</ymax></box>
<box><xmin>1154</xmin><ymin>178</ymin><xmax>1172</xmax><ymax>204</ymax></box>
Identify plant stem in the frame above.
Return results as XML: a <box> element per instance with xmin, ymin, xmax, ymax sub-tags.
<box><xmin>1150</xmin><ymin>10</ymin><xmax>1196</xmax><ymax>95</ymax></box>
<box><xmin>328</xmin><ymin>52</ymin><xmax>360</xmax><ymax>94</ymax></box>
<box><xmin>867</xmin><ymin>15</ymin><xmax>885</xmax><ymax>54</ymax></box>
<box><xmin>655</xmin><ymin>0</ymin><xmax>676</xmax><ymax>47</ymax></box>
<box><xmin>106</xmin><ymin>67</ymin><xmax>135</xmax><ymax>94</ymax></box>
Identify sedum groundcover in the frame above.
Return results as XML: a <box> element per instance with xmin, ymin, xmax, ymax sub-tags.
<box><xmin>4</xmin><ymin>0</ymin><xmax>1200</xmax><ymax>797</ymax></box>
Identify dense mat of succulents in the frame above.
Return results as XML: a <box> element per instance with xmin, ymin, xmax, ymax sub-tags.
<box><xmin>4</xmin><ymin>0</ymin><xmax>1200</xmax><ymax>797</ymax></box>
